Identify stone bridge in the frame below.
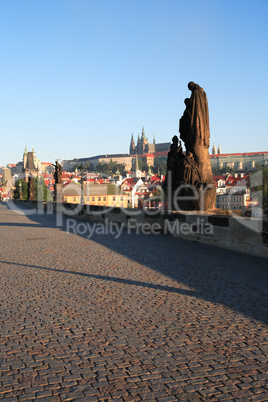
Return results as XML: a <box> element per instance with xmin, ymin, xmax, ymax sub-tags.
<box><xmin>0</xmin><ymin>202</ymin><xmax>267</xmax><ymax>401</ymax></box>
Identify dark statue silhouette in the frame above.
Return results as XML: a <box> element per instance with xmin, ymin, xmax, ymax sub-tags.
<box><xmin>164</xmin><ymin>82</ymin><xmax>216</xmax><ymax>210</ymax></box>
<box><xmin>53</xmin><ymin>161</ymin><xmax>63</xmax><ymax>185</ymax></box>
<box><xmin>28</xmin><ymin>176</ymin><xmax>35</xmax><ymax>201</ymax></box>
<box><xmin>53</xmin><ymin>161</ymin><xmax>63</xmax><ymax>202</ymax></box>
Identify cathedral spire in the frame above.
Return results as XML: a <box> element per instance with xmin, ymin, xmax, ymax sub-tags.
<box><xmin>130</xmin><ymin>133</ymin><xmax>136</xmax><ymax>155</ymax></box>
<box><xmin>135</xmin><ymin>153</ymin><xmax>141</xmax><ymax>178</ymax></box>
<box><xmin>141</xmin><ymin>125</ymin><xmax>146</xmax><ymax>140</ymax></box>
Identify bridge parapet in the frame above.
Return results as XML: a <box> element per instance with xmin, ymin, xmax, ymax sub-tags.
<box><xmin>12</xmin><ymin>200</ymin><xmax>268</xmax><ymax>259</ymax></box>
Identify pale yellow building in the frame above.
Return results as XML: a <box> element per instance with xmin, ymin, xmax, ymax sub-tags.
<box><xmin>62</xmin><ymin>182</ymin><xmax>128</xmax><ymax>208</ymax></box>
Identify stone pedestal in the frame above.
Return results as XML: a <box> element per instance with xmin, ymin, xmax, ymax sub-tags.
<box><xmin>175</xmin><ymin>185</ymin><xmax>216</xmax><ymax>211</ymax></box>
<box><xmin>54</xmin><ymin>184</ymin><xmax>63</xmax><ymax>202</ymax></box>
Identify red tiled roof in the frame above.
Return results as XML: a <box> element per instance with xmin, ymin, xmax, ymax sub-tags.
<box><xmin>151</xmin><ymin>175</ymin><xmax>161</xmax><ymax>181</ymax></box>
<box><xmin>213</xmin><ymin>175</ymin><xmax>226</xmax><ymax>181</ymax></box>
<box><xmin>210</xmin><ymin>151</ymin><xmax>268</xmax><ymax>157</ymax></box>
<box><xmin>122</xmin><ymin>178</ymin><xmax>140</xmax><ymax>185</ymax></box>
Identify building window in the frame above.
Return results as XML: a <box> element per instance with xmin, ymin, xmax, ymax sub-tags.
<box><xmin>120</xmin><ymin>197</ymin><xmax>123</xmax><ymax>201</ymax></box>
<box><xmin>86</xmin><ymin>197</ymin><xmax>89</xmax><ymax>202</ymax></box>
<box><xmin>73</xmin><ymin>197</ymin><xmax>76</xmax><ymax>202</ymax></box>
<box><xmin>103</xmin><ymin>197</ymin><xmax>106</xmax><ymax>201</ymax></box>
<box><xmin>113</xmin><ymin>197</ymin><xmax>116</xmax><ymax>201</ymax></box>
<box><xmin>98</xmin><ymin>197</ymin><xmax>101</xmax><ymax>201</ymax></box>
<box><xmin>92</xmin><ymin>197</ymin><xmax>95</xmax><ymax>201</ymax></box>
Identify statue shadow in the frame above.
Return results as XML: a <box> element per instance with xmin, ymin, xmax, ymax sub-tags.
<box><xmin>3</xmin><ymin>202</ymin><xmax>268</xmax><ymax>325</ymax></box>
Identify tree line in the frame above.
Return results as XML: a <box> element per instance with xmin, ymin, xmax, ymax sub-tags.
<box><xmin>13</xmin><ymin>177</ymin><xmax>53</xmax><ymax>201</ymax></box>
<box><xmin>72</xmin><ymin>158</ymin><xmax>167</xmax><ymax>176</ymax></box>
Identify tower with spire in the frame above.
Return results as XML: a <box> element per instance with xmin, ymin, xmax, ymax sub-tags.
<box><xmin>135</xmin><ymin>153</ymin><xmax>141</xmax><ymax>178</ymax></box>
<box><xmin>141</xmin><ymin>126</ymin><xmax>146</xmax><ymax>140</ymax></box>
<box><xmin>23</xmin><ymin>145</ymin><xmax>28</xmax><ymax>169</ymax></box>
<box><xmin>129</xmin><ymin>126</ymin><xmax>156</xmax><ymax>155</ymax></box>
<box><xmin>22</xmin><ymin>145</ymin><xmax>41</xmax><ymax>181</ymax></box>
<box><xmin>212</xmin><ymin>143</ymin><xmax>217</xmax><ymax>155</ymax></box>
<box><xmin>129</xmin><ymin>133</ymin><xmax>135</xmax><ymax>155</ymax></box>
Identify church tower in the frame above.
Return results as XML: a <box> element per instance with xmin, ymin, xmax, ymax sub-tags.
<box><xmin>22</xmin><ymin>145</ymin><xmax>41</xmax><ymax>181</ymax></box>
<box><xmin>137</xmin><ymin>126</ymin><xmax>149</xmax><ymax>154</ymax></box>
<box><xmin>212</xmin><ymin>143</ymin><xmax>217</xmax><ymax>155</ymax></box>
<box><xmin>129</xmin><ymin>133</ymin><xmax>136</xmax><ymax>155</ymax></box>
<box><xmin>141</xmin><ymin>126</ymin><xmax>146</xmax><ymax>140</ymax></box>
<box><xmin>217</xmin><ymin>144</ymin><xmax>222</xmax><ymax>155</ymax></box>
<box><xmin>135</xmin><ymin>153</ymin><xmax>141</xmax><ymax>178</ymax></box>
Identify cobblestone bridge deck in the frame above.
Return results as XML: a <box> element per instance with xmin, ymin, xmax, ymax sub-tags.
<box><xmin>0</xmin><ymin>202</ymin><xmax>267</xmax><ymax>401</ymax></box>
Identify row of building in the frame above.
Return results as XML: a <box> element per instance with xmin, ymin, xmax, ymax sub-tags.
<box><xmin>3</xmin><ymin>128</ymin><xmax>268</xmax><ymax>175</ymax></box>
<box><xmin>1</xmin><ymin>130</ymin><xmax>268</xmax><ymax>215</ymax></box>
<box><xmin>60</xmin><ymin>149</ymin><xmax>268</xmax><ymax>174</ymax></box>
<box><xmin>60</xmin><ymin>128</ymin><xmax>268</xmax><ymax>172</ymax></box>
<box><xmin>61</xmin><ymin>175</ymin><xmax>161</xmax><ymax>209</ymax></box>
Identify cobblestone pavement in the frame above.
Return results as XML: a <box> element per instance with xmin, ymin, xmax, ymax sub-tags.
<box><xmin>0</xmin><ymin>202</ymin><xmax>267</xmax><ymax>402</ymax></box>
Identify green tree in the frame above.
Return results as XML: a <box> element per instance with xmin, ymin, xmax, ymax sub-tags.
<box><xmin>96</xmin><ymin>162</ymin><xmax>105</xmax><ymax>173</ymax></box>
<box><xmin>107</xmin><ymin>159</ymin><xmax>117</xmax><ymax>174</ymax></box>
<box><xmin>13</xmin><ymin>179</ymin><xmax>28</xmax><ymax>200</ymax></box>
<box><xmin>85</xmin><ymin>161</ymin><xmax>93</xmax><ymax>172</ymax></box>
<box><xmin>13</xmin><ymin>177</ymin><xmax>52</xmax><ymax>201</ymax></box>
<box><xmin>117</xmin><ymin>164</ymin><xmax>126</xmax><ymax>175</ymax></box>
<box><xmin>71</xmin><ymin>164</ymin><xmax>81</xmax><ymax>172</ymax></box>
<box><xmin>153</xmin><ymin>160</ymin><xmax>167</xmax><ymax>175</ymax></box>
<box><xmin>136</xmin><ymin>160</ymin><xmax>149</xmax><ymax>173</ymax></box>
<box><xmin>35</xmin><ymin>177</ymin><xmax>53</xmax><ymax>201</ymax></box>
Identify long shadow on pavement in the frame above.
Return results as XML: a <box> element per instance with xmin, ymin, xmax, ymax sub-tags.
<box><xmin>2</xmin><ymin>202</ymin><xmax>268</xmax><ymax>325</ymax></box>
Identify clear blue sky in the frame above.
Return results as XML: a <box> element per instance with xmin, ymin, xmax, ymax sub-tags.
<box><xmin>1</xmin><ymin>0</ymin><xmax>267</xmax><ymax>166</ymax></box>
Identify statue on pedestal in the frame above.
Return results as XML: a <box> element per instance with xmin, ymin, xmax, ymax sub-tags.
<box><xmin>53</xmin><ymin>161</ymin><xmax>63</xmax><ymax>202</ymax></box>
<box><xmin>28</xmin><ymin>176</ymin><xmax>35</xmax><ymax>200</ymax></box>
<box><xmin>163</xmin><ymin>135</ymin><xmax>184</xmax><ymax>195</ymax></box>
<box><xmin>164</xmin><ymin>82</ymin><xmax>216</xmax><ymax>210</ymax></box>
<box><xmin>53</xmin><ymin>160</ymin><xmax>63</xmax><ymax>184</ymax></box>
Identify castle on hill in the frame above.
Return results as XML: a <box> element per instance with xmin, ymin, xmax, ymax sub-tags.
<box><xmin>129</xmin><ymin>126</ymin><xmax>170</xmax><ymax>155</ymax></box>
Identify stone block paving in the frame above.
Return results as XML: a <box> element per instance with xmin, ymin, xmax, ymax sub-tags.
<box><xmin>0</xmin><ymin>203</ymin><xmax>267</xmax><ymax>401</ymax></box>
